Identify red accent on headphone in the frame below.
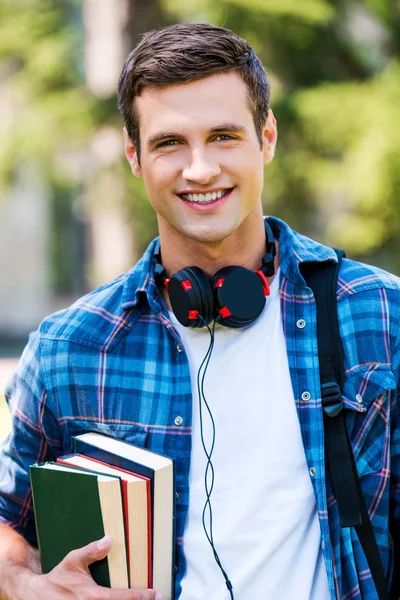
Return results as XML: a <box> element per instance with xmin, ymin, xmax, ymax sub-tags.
<box><xmin>181</xmin><ymin>280</ymin><xmax>193</xmax><ymax>291</ymax></box>
<box><xmin>256</xmin><ymin>270</ymin><xmax>270</xmax><ymax>297</ymax></box>
<box><xmin>188</xmin><ymin>310</ymin><xmax>199</xmax><ymax>320</ymax></box>
<box><xmin>219</xmin><ymin>306</ymin><xmax>232</xmax><ymax>318</ymax></box>
<box><xmin>164</xmin><ymin>278</ymin><xmax>170</xmax><ymax>292</ymax></box>
<box><xmin>215</xmin><ymin>278</ymin><xmax>225</xmax><ymax>288</ymax></box>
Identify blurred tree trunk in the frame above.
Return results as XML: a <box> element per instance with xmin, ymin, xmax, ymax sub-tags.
<box><xmin>126</xmin><ymin>0</ymin><xmax>168</xmax><ymax>47</ymax></box>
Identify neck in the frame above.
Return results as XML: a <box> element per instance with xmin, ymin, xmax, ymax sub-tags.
<box><xmin>159</xmin><ymin>214</ymin><xmax>279</xmax><ymax>275</ymax></box>
<box><xmin>156</xmin><ymin>211</ymin><xmax>280</xmax><ymax>311</ymax></box>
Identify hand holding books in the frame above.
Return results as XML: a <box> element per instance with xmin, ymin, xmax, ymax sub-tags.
<box><xmin>27</xmin><ymin>534</ymin><xmax>161</xmax><ymax>599</ymax></box>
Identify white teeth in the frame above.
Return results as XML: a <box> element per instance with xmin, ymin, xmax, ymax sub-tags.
<box><xmin>182</xmin><ymin>189</ymin><xmax>229</xmax><ymax>203</ymax></box>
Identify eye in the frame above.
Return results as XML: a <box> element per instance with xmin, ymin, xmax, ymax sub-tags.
<box><xmin>213</xmin><ymin>134</ymin><xmax>234</xmax><ymax>142</ymax></box>
<box><xmin>157</xmin><ymin>139</ymin><xmax>180</xmax><ymax>148</ymax></box>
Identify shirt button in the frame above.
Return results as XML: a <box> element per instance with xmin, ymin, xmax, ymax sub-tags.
<box><xmin>301</xmin><ymin>391</ymin><xmax>311</xmax><ymax>401</ymax></box>
<box><xmin>356</xmin><ymin>394</ymin><xmax>363</xmax><ymax>404</ymax></box>
<box><xmin>176</xmin><ymin>343</ymin><xmax>183</xmax><ymax>353</ymax></box>
<box><xmin>321</xmin><ymin>540</ymin><xmax>325</xmax><ymax>550</ymax></box>
<box><xmin>296</xmin><ymin>319</ymin><xmax>306</xmax><ymax>329</ymax></box>
<box><xmin>174</xmin><ymin>416</ymin><xmax>183</xmax><ymax>426</ymax></box>
<box><xmin>175</xmin><ymin>492</ymin><xmax>179</xmax><ymax>499</ymax></box>
<box><xmin>310</xmin><ymin>467</ymin><xmax>316</xmax><ymax>477</ymax></box>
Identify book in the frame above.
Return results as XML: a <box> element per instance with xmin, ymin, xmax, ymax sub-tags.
<box><xmin>73</xmin><ymin>432</ymin><xmax>175</xmax><ymax>600</ymax></box>
<box><xmin>57</xmin><ymin>453</ymin><xmax>151</xmax><ymax>589</ymax></box>
<box><xmin>29</xmin><ymin>462</ymin><xmax>128</xmax><ymax>589</ymax></box>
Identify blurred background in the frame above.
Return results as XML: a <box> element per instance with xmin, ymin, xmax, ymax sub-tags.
<box><xmin>0</xmin><ymin>0</ymin><xmax>399</xmax><ymax>441</ymax></box>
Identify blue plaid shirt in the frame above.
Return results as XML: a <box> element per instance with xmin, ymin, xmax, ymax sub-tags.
<box><xmin>0</xmin><ymin>217</ymin><xmax>399</xmax><ymax>599</ymax></box>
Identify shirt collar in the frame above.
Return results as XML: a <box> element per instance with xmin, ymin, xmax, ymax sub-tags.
<box><xmin>121</xmin><ymin>217</ymin><xmax>340</xmax><ymax>310</ymax></box>
<box><xmin>267</xmin><ymin>216</ymin><xmax>339</xmax><ymax>286</ymax></box>
<box><xmin>121</xmin><ymin>237</ymin><xmax>162</xmax><ymax>312</ymax></box>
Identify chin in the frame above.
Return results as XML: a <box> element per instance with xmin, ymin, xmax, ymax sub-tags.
<box><xmin>181</xmin><ymin>225</ymin><xmax>235</xmax><ymax>245</ymax></box>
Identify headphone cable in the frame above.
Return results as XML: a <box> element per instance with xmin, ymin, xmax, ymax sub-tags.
<box><xmin>197</xmin><ymin>316</ymin><xmax>234</xmax><ymax>599</ymax></box>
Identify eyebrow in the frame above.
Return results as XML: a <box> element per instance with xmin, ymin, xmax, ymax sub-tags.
<box><xmin>147</xmin><ymin>132</ymin><xmax>185</xmax><ymax>149</ymax></box>
<box><xmin>209</xmin><ymin>124</ymin><xmax>247</xmax><ymax>135</ymax></box>
<box><xmin>147</xmin><ymin>123</ymin><xmax>248</xmax><ymax>149</ymax></box>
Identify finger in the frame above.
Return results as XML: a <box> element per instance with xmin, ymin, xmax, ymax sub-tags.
<box><xmin>63</xmin><ymin>534</ymin><xmax>113</xmax><ymax>570</ymax></box>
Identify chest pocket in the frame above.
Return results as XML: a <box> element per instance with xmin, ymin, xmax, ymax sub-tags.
<box><xmin>61</xmin><ymin>420</ymin><xmax>149</xmax><ymax>454</ymax></box>
<box><xmin>341</xmin><ymin>365</ymin><xmax>396</xmax><ymax>478</ymax></box>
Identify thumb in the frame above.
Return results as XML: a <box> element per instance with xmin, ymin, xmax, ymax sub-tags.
<box><xmin>64</xmin><ymin>534</ymin><xmax>113</xmax><ymax>570</ymax></box>
<box><xmin>95</xmin><ymin>534</ymin><xmax>113</xmax><ymax>561</ymax></box>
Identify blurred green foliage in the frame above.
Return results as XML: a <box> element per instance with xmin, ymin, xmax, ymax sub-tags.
<box><xmin>0</xmin><ymin>0</ymin><xmax>399</xmax><ymax>277</ymax></box>
<box><xmin>0</xmin><ymin>0</ymin><xmax>95</xmax><ymax>186</ymax></box>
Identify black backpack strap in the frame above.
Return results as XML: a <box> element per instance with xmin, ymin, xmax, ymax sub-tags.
<box><xmin>302</xmin><ymin>251</ymin><xmax>391</xmax><ymax>600</ymax></box>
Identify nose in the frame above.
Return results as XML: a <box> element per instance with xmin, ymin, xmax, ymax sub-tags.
<box><xmin>182</xmin><ymin>148</ymin><xmax>221</xmax><ymax>184</ymax></box>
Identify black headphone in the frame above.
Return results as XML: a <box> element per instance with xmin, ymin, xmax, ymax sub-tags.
<box><xmin>154</xmin><ymin>219</ymin><xmax>276</xmax><ymax>329</ymax></box>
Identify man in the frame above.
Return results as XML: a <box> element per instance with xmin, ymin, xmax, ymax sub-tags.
<box><xmin>0</xmin><ymin>22</ymin><xmax>398</xmax><ymax>600</ymax></box>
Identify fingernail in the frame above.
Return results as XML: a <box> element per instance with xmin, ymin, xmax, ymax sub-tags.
<box><xmin>155</xmin><ymin>593</ymin><xmax>162</xmax><ymax>600</ymax></box>
<box><xmin>97</xmin><ymin>534</ymin><xmax>112</xmax><ymax>550</ymax></box>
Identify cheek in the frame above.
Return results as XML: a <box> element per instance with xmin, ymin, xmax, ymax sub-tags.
<box><xmin>142</xmin><ymin>164</ymin><xmax>181</xmax><ymax>213</ymax></box>
<box><xmin>232</xmin><ymin>151</ymin><xmax>264</xmax><ymax>186</ymax></box>
<box><xmin>242</xmin><ymin>158</ymin><xmax>264</xmax><ymax>199</ymax></box>
<box><xmin>142</xmin><ymin>164</ymin><xmax>170</xmax><ymax>194</ymax></box>
<box><xmin>227</xmin><ymin>144</ymin><xmax>263</xmax><ymax>169</ymax></box>
<box><xmin>147</xmin><ymin>156</ymin><xmax>182</xmax><ymax>187</ymax></box>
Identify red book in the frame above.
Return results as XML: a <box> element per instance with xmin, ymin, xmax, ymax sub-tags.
<box><xmin>57</xmin><ymin>453</ymin><xmax>152</xmax><ymax>588</ymax></box>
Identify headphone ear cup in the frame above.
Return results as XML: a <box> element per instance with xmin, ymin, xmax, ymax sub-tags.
<box><xmin>213</xmin><ymin>266</ymin><xmax>266</xmax><ymax>328</ymax></box>
<box><xmin>168</xmin><ymin>266</ymin><xmax>214</xmax><ymax>328</ymax></box>
<box><xmin>189</xmin><ymin>267</ymin><xmax>214</xmax><ymax>326</ymax></box>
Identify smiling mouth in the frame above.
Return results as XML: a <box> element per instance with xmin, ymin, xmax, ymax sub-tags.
<box><xmin>178</xmin><ymin>188</ymin><xmax>233</xmax><ymax>204</ymax></box>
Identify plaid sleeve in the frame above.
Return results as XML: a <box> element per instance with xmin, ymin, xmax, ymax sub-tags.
<box><xmin>389</xmin><ymin>289</ymin><xmax>400</xmax><ymax>530</ymax></box>
<box><xmin>391</xmin><ymin>398</ymin><xmax>400</xmax><ymax>521</ymax></box>
<box><xmin>0</xmin><ymin>330</ymin><xmax>60</xmax><ymax>544</ymax></box>
<box><xmin>390</xmin><ymin>399</ymin><xmax>400</xmax><ymax>596</ymax></box>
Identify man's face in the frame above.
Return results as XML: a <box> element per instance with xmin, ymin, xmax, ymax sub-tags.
<box><xmin>124</xmin><ymin>71</ymin><xmax>276</xmax><ymax>244</ymax></box>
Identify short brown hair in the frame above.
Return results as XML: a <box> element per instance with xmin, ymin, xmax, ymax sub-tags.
<box><xmin>118</xmin><ymin>23</ymin><xmax>271</xmax><ymax>162</ymax></box>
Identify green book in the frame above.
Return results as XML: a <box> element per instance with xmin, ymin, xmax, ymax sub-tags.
<box><xmin>30</xmin><ymin>462</ymin><xmax>129</xmax><ymax>588</ymax></box>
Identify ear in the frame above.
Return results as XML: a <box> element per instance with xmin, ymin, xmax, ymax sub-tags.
<box><xmin>123</xmin><ymin>127</ymin><xmax>142</xmax><ymax>177</ymax></box>
<box><xmin>262</xmin><ymin>109</ymin><xmax>277</xmax><ymax>165</ymax></box>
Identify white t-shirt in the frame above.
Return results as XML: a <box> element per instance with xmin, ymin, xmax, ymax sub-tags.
<box><xmin>170</xmin><ymin>272</ymin><xmax>331</xmax><ymax>600</ymax></box>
